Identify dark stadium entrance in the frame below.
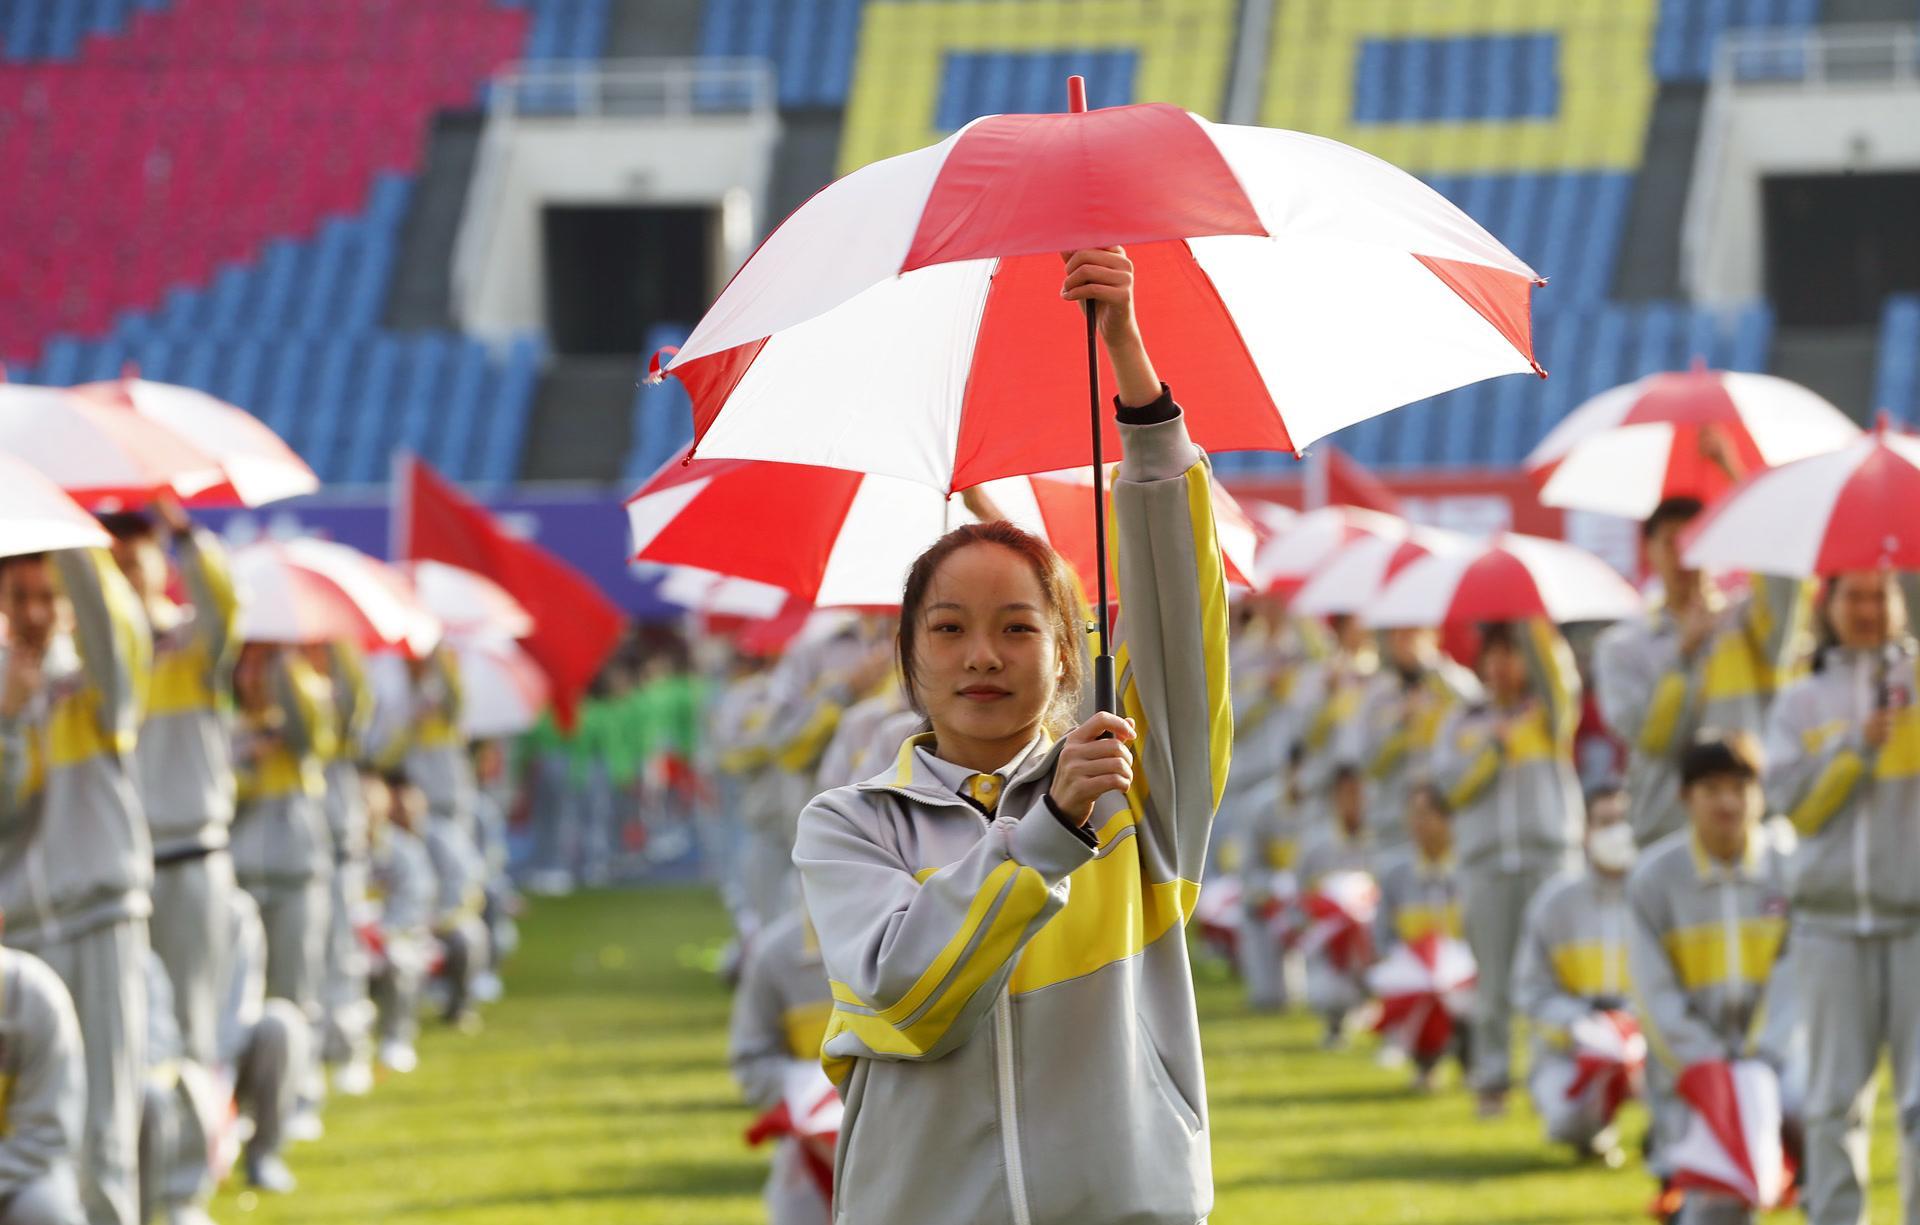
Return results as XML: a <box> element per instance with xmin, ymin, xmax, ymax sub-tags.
<box><xmin>1763</xmin><ymin>171</ymin><xmax>1920</xmax><ymax>327</ymax></box>
<box><xmin>542</xmin><ymin>204</ymin><xmax>715</xmax><ymax>355</ymax></box>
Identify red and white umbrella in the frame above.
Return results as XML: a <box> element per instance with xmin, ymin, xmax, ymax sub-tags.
<box><xmin>626</xmin><ymin>455</ymin><xmax>1256</xmax><ymax>609</ymax></box>
<box><xmin>1682</xmin><ymin>427</ymin><xmax>1920</xmax><ymax>577</ymax></box>
<box><xmin>1668</xmin><ymin>1059</ymin><xmax>1793</xmax><ymax>1210</ymax></box>
<box><xmin>1527</xmin><ymin>368</ymin><xmax>1858</xmax><ymax>520</ymax></box>
<box><xmin>1296</xmin><ymin>870</ymin><xmax>1379</xmax><ymax>972</ymax></box>
<box><xmin>744</xmin><ymin>1061</ymin><xmax>842</xmax><ymax>1203</ymax></box>
<box><xmin>977</xmin><ymin>465</ymin><xmax>1261</xmax><ymax>590</ymax></box>
<box><xmin>1366</xmin><ymin>933</ymin><xmax>1477</xmax><ymax>1064</ymax></box>
<box><xmin>0</xmin><ymin>384</ymin><xmax>222</xmax><ymax>504</ymax></box>
<box><xmin>660</xmin><ymin>100</ymin><xmax>1542</xmax><ymax>495</ymax></box>
<box><xmin>399</xmin><ymin>560</ymin><xmax>534</xmax><ymax>640</ymax></box>
<box><xmin>649</xmin><ymin>565</ymin><xmax>794</xmax><ymax>619</ymax></box>
<box><xmin>1563</xmin><ymin>1010</ymin><xmax>1647</xmax><ymax>1129</ymax></box>
<box><xmin>1256</xmin><ymin>505</ymin><xmax>1407</xmax><ymax>597</ymax></box>
<box><xmin>455</xmin><ymin>636</ymin><xmax>549</xmax><ymax>739</ymax></box>
<box><xmin>75</xmin><ymin>377</ymin><xmax>320</xmax><ymax>508</ymax></box>
<box><xmin>0</xmin><ymin>453</ymin><xmax>114</xmax><ymax>558</ymax></box>
<box><xmin>1293</xmin><ymin>523</ymin><xmax>1470</xmax><ymax>617</ymax></box>
<box><xmin>1368</xmin><ymin>533</ymin><xmax>1643</xmax><ymax>627</ymax></box>
<box><xmin>233</xmin><ymin>540</ymin><xmax>441</xmax><ymax>655</ymax></box>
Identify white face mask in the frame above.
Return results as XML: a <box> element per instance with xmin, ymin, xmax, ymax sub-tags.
<box><xmin>1587</xmin><ymin>823</ymin><xmax>1638</xmax><ymax>874</ymax></box>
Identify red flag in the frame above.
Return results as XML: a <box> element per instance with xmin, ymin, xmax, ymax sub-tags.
<box><xmin>393</xmin><ymin>456</ymin><xmax>624</xmax><ymax>730</ymax></box>
<box><xmin>1306</xmin><ymin>445</ymin><xmax>1404</xmax><ymax>515</ymax></box>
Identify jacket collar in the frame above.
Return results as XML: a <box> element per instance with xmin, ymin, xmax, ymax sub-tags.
<box><xmin>856</xmin><ymin>724</ymin><xmax>1057</xmax><ymax>810</ymax></box>
<box><xmin>1689</xmin><ymin>827</ymin><xmax>1764</xmax><ymax>882</ymax></box>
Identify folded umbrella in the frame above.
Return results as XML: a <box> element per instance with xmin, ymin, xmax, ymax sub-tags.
<box><xmin>76</xmin><ymin>376</ymin><xmax>320</xmax><ymax>508</ymax></box>
<box><xmin>1564</xmin><ymin>1009</ymin><xmax>1647</xmax><ymax>1130</ymax></box>
<box><xmin>1668</xmin><ymin>1059</ymin><xmax>1793</xmax><ymax>1210</ymax></box>
<box><xmin>1528</xmin><ymin>367</ymin><xmax>1857</xmax><ymax>520</ymax></box>
<box><xmin>1367</xmin><ymin>933</ymin><xmax>1477</xmax><ymax>1064</ymax></box>
<box><xmin>744</xmin><ymin>1060</ymin><xmax>843</xmax><ymax>1203</ymax></box>
<box><xmin>1682</xmin><ymin>424</ymin><xmax>1920</xmax><ymax>577</ymax></box>
<box><xmin>1296</xmin><ymin>870</ymin><xmax>1380</xmax><ymax>973</ymax></box>
<box><xmin>1368</xmin><ymin>532</ymin><xmax>1643</xmax><ymax>627</ymax></box>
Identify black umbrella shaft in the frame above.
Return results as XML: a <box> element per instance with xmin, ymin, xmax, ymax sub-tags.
<box><xmin>1086</xmin><ymin>300</ymin><xmax>1116</xmax><ymax>715</ymax></box>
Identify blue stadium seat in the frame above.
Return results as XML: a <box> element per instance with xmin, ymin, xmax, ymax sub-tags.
<box><xmin>1875</xmin><ymin>295</ymin><xmax>1920</xmax><ymax>424</ymax></box>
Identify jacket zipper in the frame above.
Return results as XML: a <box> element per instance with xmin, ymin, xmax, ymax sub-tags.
<box><xmin>995</xmin><ymin>993</ymin><xmax>1032</xmax><ymax>1225</ymax></box>
<box><xmin>1720</xmin><ymin>875</ymin><xmax>1741</xmax><ymax>1040</ymax></box>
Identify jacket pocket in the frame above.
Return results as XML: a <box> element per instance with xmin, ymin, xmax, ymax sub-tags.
<box><xmin>1135</xmin><ymin>1013</ymin><xmax>1200</xmax><ymax>1136</ymax></box>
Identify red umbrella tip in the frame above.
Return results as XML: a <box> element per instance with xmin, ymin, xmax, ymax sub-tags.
<box><xmin>1688</xmin><ymin>355</ymin><xmax>1709</xmax><ymax>374</ymax></box>
<box><xmin>121</xmin><ymin>360</ymin><xmax>140</xmax><ymax>380</ymax></box>
<box><xmin>1875</xmin><ymin>408</ymin><xmax>1898</xmax><ymax>434</ymax></box>
<box><xmin>1066</xmin><ymin>75</ymin><xmax>1087</xmax><ymax>113</ymax></box>
<box><xmin>646</xmin><ymin>346</ymin><xmax>680</xmax><ymax>385</ymax></box>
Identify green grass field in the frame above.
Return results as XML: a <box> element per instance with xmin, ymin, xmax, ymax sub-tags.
<box><xmin>213</xmin><ymin>886</ymin><xmax>1905</xmax><ymax>1224</ymax></box>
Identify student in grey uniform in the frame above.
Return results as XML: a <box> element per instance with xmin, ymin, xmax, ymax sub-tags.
<box><xmin>1764</xmin><ymin>571</ymin><xmax>1920</xmax><ymax>1225</ymax></box>
<box><xmin>1513</xmin><ymin>786</ymin><xmax>1638</xmax><ymax>1163</ymax></box>
<box><xmin>1373</xmin><ymin>781</ymin><xmax>1467</xmax><ymax>1089</ymax></box>
<box><xmin>0</xmin><ymin>548</ymin><xmax>154</xmax><ymax>1225</ymax></box>
<box><xmin>729</xmin><ymin>907</ymin><xmax>834</xmax><ymax>1225</ymax></box>
<box><xmin>388</xmin><ymin>773</ymin><xmax>486</xmax><ymax>1029</ymax></box>
<box><xmin>361</xmin><ymin>773</ymin><xmax>435</xmax><ymax>1072</ymax></box>
<box><xmin>0</xmin><ymin>943</ymin><xmax>87</xmax><ymax>1225</ymax></box>
<box><xmin>1595</xmin><ymin>492</ymin><xmax>1806</xmax><ymax>847</ymax></box>
<box><xmin>1296</xmin><ymin>765</ymin><xmax>1374</xmax><ymax>1048</ymax></box>
<box><xmin>137</xmin><ymin>954</ymin><xmax>216</xmax><ymax>1225</ymax></box>
<box><xmin>307</xmin><ymin>641</ymin><xmax>375</xmax><ymax>1096</ymax></box>
<box><xmin>1432</xmin><ymin>618</ymin><xmax>1583</xmax><ymax>1117</ymax></box>
<box><xmin>1286</xmin><ymin>618</ymin><xmax>1375</xmax><ymax>844</ymax></box>
<box><xmin>795</xmin><ymin>249</ymin><xmax>1230</xmax><ymax>1225</ymax></box>
<box><xmin>1343</xmin><ymin>626</ymin><xmax>1481</xmax><ymax>849</ymax></box>
<box><xmin>215</xmin><ymin>890</ymin><xmax>307</xmax><ymax>1195</ymax></box>
<box><xmin>101</xmin><ymin>500</ymin><xmax>240</xmax><ymax>1073</ymax></box>
<box><xmin>1628</xmin><ymin>733</ymin><xmax>1796</xmax><ymax>1225</ymax></box>
<box><xmin>229</xmin><ymin>645</ymin><xmax>334</xmax><ymax>1036</ymax></box>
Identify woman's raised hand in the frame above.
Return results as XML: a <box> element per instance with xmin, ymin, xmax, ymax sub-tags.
<box><xmin>1048</xmin><ymin>710</ymin><xmax>1137</xmax><ymax>825</ymax></box>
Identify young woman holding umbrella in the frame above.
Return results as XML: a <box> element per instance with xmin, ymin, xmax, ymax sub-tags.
<box><xmin>793</xmin><ymin>249</ymin><xmax>1230</xmax><ymax>1225</ymax></box>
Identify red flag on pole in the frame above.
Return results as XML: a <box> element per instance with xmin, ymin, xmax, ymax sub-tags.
<box><xmin>392</xmin><ymin>455</ymin><xmax>625</xmax><ymax>730</ymax></box>
<box><xmin>1306</xmin><ymin>444</ymin><xmax>1404</xmax><ymax>516</ymax></box>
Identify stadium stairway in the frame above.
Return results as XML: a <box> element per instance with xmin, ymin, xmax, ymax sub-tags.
<box><xmin>606</xmin><ymin>0</ymin><xmax>700</xmax><ymax>57</ymax></box>
<box><xmin>1772</xmin><ymin>325</ymin><xmax>1881</xmax><ymax>420</ymax></box>
<box><xmin>384</xmin><ymin>111</ymin><xmax>488</xmax><ymax>332</ymax></box>
<box><xmin>1820</xmin><ymin>0</ymin><xmax>1915</xmax><ymax>23</ymax></box>
<box><xmin>1612</xmin><ymin>83</ymin><xmax>1708</xmax><ymax>302</ymax></box>
<box><xmin>519</xmin><ymin>356</ymin><xmax>642</xmax><ymax>481</ymax></box>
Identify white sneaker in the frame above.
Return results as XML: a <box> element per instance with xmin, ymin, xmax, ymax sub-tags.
<box><xmin>285</xmin><ymin>1109</ymin><xmax>324</xmax><ymax>1144</ymax></box>
<box><xmin>247</xmin><ymin>1154</ymin><xmax>297</xmax><ymax>1194</ymax></box>
<box><xmin>379</xmin><ymin>1041</ymin><xmax>419</xmax><ymax>1074</ymax></box>
<box><xmin>333</xmin><ymin>1058</ymin><xmax>375</xmax><ymax>1097</ymax></box>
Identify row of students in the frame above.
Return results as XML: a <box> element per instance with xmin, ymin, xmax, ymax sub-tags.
<box><xmin>0</xmin><ymin>501</ymin><xmax>516</xmax><ymax>1225</ymax></box>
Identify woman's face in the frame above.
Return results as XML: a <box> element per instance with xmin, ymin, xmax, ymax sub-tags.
<box><xmin>913</xmin><ymin>543</ymin><xmax>1061</xmax><ymax>753</ymax></box>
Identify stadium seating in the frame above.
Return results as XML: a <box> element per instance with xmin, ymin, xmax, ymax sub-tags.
<box><xmin>1874</xmin><ymin>295</ymin><xmax>1920</xmax><ymax>424</ymax></box>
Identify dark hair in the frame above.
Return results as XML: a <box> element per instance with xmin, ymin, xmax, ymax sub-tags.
<box><xmin>1679</xmin><ymin>729</ymin><xmax>1764</xmax><ymax>790</ymax></box>
<box><xmin>1642</xmin><ymin>496</ymin><xmax>1706</xmax><ymax>541</ymax></box>
<box><xmin>1477</xmin><ymin>621</ymin><xmax>1518</xmax><ymax>655</ymax></box>
<box><xmin>0</xmin><ymin>552</ymin><xmax>46</xmax><ymax>582</ymax></box>
<box><xmin>1331</xmin><ymin>762</ymin><xmax>1362</xmax><ymax>789</ymax></box>
<box><xmin>1410</xmin><ymin>780</ymin><xmax>1451</xmax><ymax>818</ymax></box>
<box><xmin>896</xmin><ymin>520</ymin><xmax>1086</xmax><ymax>735</ymax></box>
<box><xmin>1583</xmin><ymin>783</ymin><xmax>1626</xmax><ymax>827</ymax></box>
<box><xmin>95</xmin><ymin>511</ymin><xmax>157</xmax><ymax>543</ymax></box>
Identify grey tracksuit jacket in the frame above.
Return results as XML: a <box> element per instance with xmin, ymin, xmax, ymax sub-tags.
<box><xmin>794</xmin><ymin>402</ymin><xmax>1230</xmax><ymax>1225</ymax></box>
<box><xmin>135</xmin><ymin>529</ymin><xmax>240</xmax><ymax>859</ymax></box>
<box><xmin>1341</xmin><ymin>657</ymin><xmax>1482</xmax><ymax>848</ymax></box>
<box><xmin>0</xmin><ymin>947</ymin><xmax>86</xmax><ymax>1194</ymax></box>
<box><xmin>0</xmin><ymin>550</ymin><xmax>154</xmax><ymax>950</ymax></box>
<box><xmin>1625</xmin><ymin>825</ymin><xmax>1795</xmax><ymax>1072</ymax></box>
<box><xmin>1763</xmin><ymin>642</ymin><xmax>1920</xmax><ymax>937</ymax></box>
<box><xmin>1595</xmin><ymin>577</ymin><xmax>1806</xmax><ymax>846</ymax></box>
<box><xmin>1431</xmin><ymin>619</ymin><xmax>1583</xmax><ymax>875</ymax></box>
<box><xmin>1513</xmin><ymin>869</ymin><xmax>1633</xmax><ymax>1048</ymax></box>
<box><xmin>229</xmin><ymin>652</ymin><xmax>334</xmax><ymax>886</ymax></box>
<box><xmin>1373</xmin><ymin>846</ymin><xmax>1462</xmax><ymax>950</ymax></box>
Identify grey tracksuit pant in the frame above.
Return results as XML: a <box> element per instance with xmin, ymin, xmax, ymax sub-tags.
<box><xmin>1461</xmin><ymin>862</ymin><xmax>1556</xmax><ymax>1094</ymax></box>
